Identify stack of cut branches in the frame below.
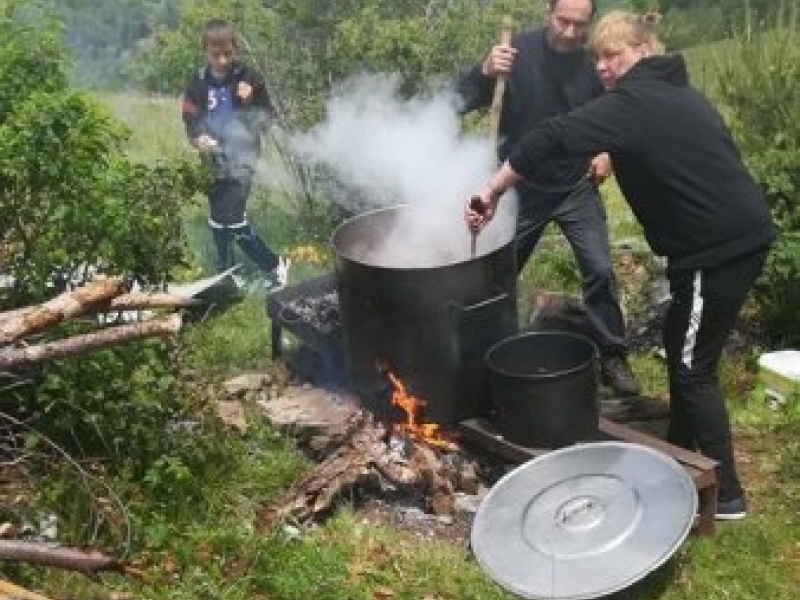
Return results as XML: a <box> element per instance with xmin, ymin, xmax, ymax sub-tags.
<box><xmin>0</xmin><ymin>278</ymin><xmax>196</xmax><ymax>370</ymax></box>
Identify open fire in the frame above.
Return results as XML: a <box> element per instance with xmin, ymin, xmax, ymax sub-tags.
<box><xmin>384</xmin><ymin>367</ymin><xmax>458</xmax><ymax>451</ymax></box>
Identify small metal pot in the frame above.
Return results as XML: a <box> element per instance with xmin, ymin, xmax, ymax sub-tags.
<box><xmin>485</xmin><ymin>330</ymin><xmax>599</xmax><ymax>448</ymax></box>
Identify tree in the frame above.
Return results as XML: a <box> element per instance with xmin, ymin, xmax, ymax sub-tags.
<box><xmin>709</xmin><ymin>6</ymin><xmax>800</xmax><ymax>343</ymax></box>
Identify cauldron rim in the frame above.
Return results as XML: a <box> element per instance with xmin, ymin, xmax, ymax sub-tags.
<box><xmin>330</xmin><ymin>203</ymin><xmax>514</xmax><ymax>270</ymax></box>
<box><xmin>485</xmin><ymin>330</ymin><xmax>598</xmax><ymax>381</ymax></box>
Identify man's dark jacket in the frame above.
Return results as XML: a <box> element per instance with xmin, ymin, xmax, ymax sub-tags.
<box><xmin>457</xmin><ymin>27</ymin><xmax>603</xmax><ymax>188</ymax></box>
<box><xmin>508</xmin><ymin>54</ymin><xmax>776</xmax><ymax>272</ymax></box>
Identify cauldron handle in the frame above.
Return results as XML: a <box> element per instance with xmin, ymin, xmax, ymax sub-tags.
<box><xmin>444</xmin><ymin>293</ymin><xmax>517</xmax><ymax>422</ymax></box>
<box><xmin>447</xmin><ymin>293</ymin><xmax>509</xmax><ymax>317</ymax></box>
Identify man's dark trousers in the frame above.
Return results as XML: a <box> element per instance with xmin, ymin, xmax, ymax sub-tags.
<box><xmin>515</xmin><ymin>180</ymin><xmax>628</xmax><ymax>357</ymax></box>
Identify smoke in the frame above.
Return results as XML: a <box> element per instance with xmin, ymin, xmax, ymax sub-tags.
<box><xmin>292</xmin><ymin>74</ymin><xmax>517</xmax><ymax>268</ymax></box>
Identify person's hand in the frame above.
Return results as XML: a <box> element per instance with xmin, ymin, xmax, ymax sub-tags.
<box><xmin>481</xmin><ymin>43</ymin><xmax>517</xmax><ymax>77</ymax></box>
<box><xmin>237</xmin><ymin>81</ymin><xmax>253</xmax><ymax>103</ymax></box>
<box><xmin>587</xmin><ymin>153</ymin><xmax>613</xmax><ymax>185</ymax></box>
<box><xmin>194</xmin><ymin>134</ymin><xmax>218</xmax><ymax>153</ymax></box>
<box><xmin>465</xmin><ymin>186</ymin><xmax>499</xmax><ymax>233</ymax></box>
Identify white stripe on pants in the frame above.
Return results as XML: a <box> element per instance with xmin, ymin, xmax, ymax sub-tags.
<box><xmin>681</xmin><ymin>270</ymin><xmax>703</xmax><ymax>369</ymax></box>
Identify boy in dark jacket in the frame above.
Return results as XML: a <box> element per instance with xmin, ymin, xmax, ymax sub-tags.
<box><xmin>181</xmin><ymin>18</ymin><xmax>284</xmax><ymax>291</ymax></box>
<box><xmin>467</xmin><ymin>11</ymin><xmax>775</xmax><ymax>521</ymax></box>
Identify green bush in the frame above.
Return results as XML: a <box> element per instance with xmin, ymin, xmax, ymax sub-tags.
<box><xmin>709</xmin><ymin>5</ymin><xmax>800</xmax><ymax>343</ymax></box>
<box><xmin>0</xmin><ymin>3</ymin><xmax>204</xmax><ymax>305</ymax></box>
<box><xmin>0</xmin><ymin>2</ymin><xmax>212</xmax><ymax>481</ymax></box>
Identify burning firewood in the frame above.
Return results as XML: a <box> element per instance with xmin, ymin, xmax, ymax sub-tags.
<box><xmin>258</xmin><ymin>409</ymin><xmax>465</xmax><ymax>527</ymax></box>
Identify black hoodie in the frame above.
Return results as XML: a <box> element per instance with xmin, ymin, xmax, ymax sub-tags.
<box><xmin>508</xmin><ymin>54</ymin><xmax>775</xmax><ymax>272</ymax></box>
<box><xmin>457</xmin><ymin>28</ymin><xmax>603</xmax><ymax>189</ymax></box>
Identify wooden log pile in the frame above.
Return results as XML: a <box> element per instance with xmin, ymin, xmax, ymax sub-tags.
<box><xmin>0</xmin><ymin>278</ymin><xmax>194</xmax><ymax>592</ymax></box>
<box><xmin>0</xmin><ymin>278</ymin><xmax>194</xmax><ymax>370</ymax></box>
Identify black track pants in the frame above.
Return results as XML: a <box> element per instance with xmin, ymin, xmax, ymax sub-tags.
<box><xmin>664</xmin><ymin>250</ymin><xmax>768</xmax><ymax>501</ymax></box>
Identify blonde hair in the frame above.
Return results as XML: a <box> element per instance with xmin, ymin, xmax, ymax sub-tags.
<box><xmin>590</xmin><ymin>10</ymin><xmax>665</xmax><ymax>56</ymax></box>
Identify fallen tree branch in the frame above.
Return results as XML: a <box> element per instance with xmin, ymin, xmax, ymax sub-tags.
<box><xmin>0</xmin><ymin>578</ymin><xmax>55</xmax><ymax>600</ymax></box>
<box><xmin>0</xmin><ymin>314</ymin><xmax>182</xmax><ymax>369</ymax></box>
<box><xmin>0</xmin><ymin>291</ymin><xmax>199</xmax><ymax>329</ymax></box>
<box><xmin>0</xmin><ymin>540</ymin><xmax>122</xmax><ymax>576</ymax></box>
<box><xmin>0</xmin><ymin>279</ymin><xmax>125</xmax><ymax>345</ymax></box>
<box><xmin>104</xmin><ymin>291</ymin><xmax>201</xmax><ymax>310</ymax></box>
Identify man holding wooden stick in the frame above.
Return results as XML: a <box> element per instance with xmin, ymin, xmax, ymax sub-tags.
<box><xmin>457</xmin><ymin>0</ymin><xmax>640</xmax><ymax>396</ymax></box>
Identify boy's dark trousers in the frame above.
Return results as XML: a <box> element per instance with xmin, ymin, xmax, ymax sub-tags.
<box><xmin>208</xmin><ymin>175</ymin><xmax>279</xmax><ymax>274</ymax></box>
<box><xmin>663</xmin><ymin>249</ymin><xmax>768</xmax><ymax>502</ymax></box>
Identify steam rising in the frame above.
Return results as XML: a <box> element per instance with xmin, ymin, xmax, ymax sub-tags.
<box><xmin>293</xmin><ymin>75</ymin><xmax>517</xmax><ymax>268</ymax></box>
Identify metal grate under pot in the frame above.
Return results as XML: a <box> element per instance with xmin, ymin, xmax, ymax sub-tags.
<box><xmin>265</xmin><ymin>272</ymin><xmax>344</xmax><ymax>383</ymax></box>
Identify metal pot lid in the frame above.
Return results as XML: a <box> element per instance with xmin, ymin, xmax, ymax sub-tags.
<box><xmin>470</xmin><ymin>441</ymin><xmax>697</xmax><ymax>600</ymax></box>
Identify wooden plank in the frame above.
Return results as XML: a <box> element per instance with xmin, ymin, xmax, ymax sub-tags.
<box><xmin>457</xmin><ymin>418</ymin><xmax>549</xmax><ymax>463</ymax></box>
<box><xmin>599</xmin><ymin>417</ymin><xmax>718</xmax><ymax>471</ymax></box>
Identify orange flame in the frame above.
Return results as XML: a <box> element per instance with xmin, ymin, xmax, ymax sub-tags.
<box><xmin>386</xmin><ymin>370</ymin><xmax>455</xmax><ymax>450</ymax></box>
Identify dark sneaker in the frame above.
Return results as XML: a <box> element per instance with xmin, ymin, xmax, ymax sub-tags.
<box><xmin>600</xmin><ymin>355</ymin><xmax>641</xmax><ymax>396</ymax></box>
<box><xmin>715</xmin><ymin>495</ymin><xmax>747</xmax><ymax>521</ymax></box>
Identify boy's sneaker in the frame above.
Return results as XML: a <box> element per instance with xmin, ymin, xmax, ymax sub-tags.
<box><xmin>715</xmin><ymin>495</ymin><xmax>747</xmax><ymax>521</ymax></box>
<box><xmin>276</xmin><ymin>256</ymin><xmax>291</xmax><ymax>287</ymax></box>
<box><xmin>263</xmin><ymin>271</ymin><xmax>285</xmax><ymax>294</ymax></box>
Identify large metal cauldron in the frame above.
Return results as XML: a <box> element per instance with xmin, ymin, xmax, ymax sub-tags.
<box><xmin>331</xmin><ymin>203</ymin><xmax>517</xmax><ymax>424</ymax></box>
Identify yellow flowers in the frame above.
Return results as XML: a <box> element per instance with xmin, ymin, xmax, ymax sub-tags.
<box><xmin>285</xmin><ymin>244</ymin><xmax>328</xmax><ymax>265</ymax></box>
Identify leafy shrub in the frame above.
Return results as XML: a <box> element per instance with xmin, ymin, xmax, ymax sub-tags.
<box><xmin>0</xmin><ymin>4</ymin><xmax>204</xmax><ymax>305</ymax></box>
<box><xmin>708</xmin><ymin>5</ymin><xmax>800</xmax><ymax>343</ymax></box>
<box><xmin>0</xmin><ymin>1</ymin><xmax>212</xmax><ymax>481</ymax></box>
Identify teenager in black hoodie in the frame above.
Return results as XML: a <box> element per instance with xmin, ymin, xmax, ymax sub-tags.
<box><xmin>467</xmin><ymin>11</ymin><xmax>776</xmax><ymax>520</ymax></box>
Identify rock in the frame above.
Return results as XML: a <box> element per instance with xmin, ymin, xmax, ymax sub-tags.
<box><xmin>258</xmin><ymin>385</ymin><xmax>361</xmax><ymax>457</ymax></box>
<box><xmin>454</xmin><ymin>489</ymin><xmax>488</xmax><ymax>514</ymax></box>
<box><xmin>282</xmin><ymin>524</ymin><xmax>303</xmax><ymax>540</ymax></box>
<box><xmin>223</xmin><ymin>372</ymin><xmax>271</xmax><ymax>396</ymax></box>
<box><xmin>216</xmin><ymin>400</ymin><xmax>247</xmax><ymax>433</ymax></box>
<box><xmin>0</xmin><ymin>522</ymin><xmax>16</xmax><ymax>538</ymax></box>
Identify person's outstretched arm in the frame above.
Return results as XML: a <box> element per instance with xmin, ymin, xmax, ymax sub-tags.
<box><xmin>466</xmin><ymin>92</ymin><xmax>635</xmax><ymax>231</ymax></box>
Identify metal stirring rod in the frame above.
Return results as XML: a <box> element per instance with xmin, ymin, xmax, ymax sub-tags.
<box><xmin>469</xmin><ymin>195</ymin><xmax>486</xmax><ymax>259</ymax></box>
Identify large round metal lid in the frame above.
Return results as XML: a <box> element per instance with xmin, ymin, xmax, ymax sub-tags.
<box><xmin>471</xmin><ymin>441</ymin><xmax>697</xmax><ymax>600</ymax></box>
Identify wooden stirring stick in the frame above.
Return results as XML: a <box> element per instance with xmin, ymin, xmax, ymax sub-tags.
<box><xmin>472</xmin><ymin>16</ymin><xmax>515</xmax><ymax>259</ymax></box>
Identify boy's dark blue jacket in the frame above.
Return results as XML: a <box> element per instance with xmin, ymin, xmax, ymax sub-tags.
<box><xmin>181</xmin><ymin>62</ymin><xmax>275</xmax><ymax>174</ymax></box>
